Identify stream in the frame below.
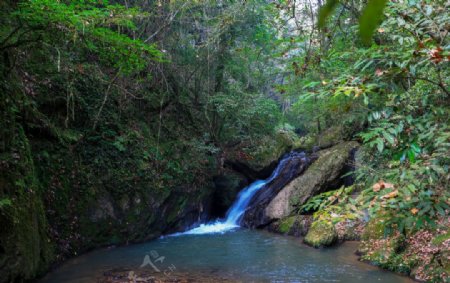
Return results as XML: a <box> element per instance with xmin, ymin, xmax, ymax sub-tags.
<box><xmin>40</xmin><ymin>153</ymin><xmax>413</xmax><ymax>282</ymax></box>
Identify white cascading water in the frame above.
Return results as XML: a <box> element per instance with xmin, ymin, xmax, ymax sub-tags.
<box><xmin>173</xmin><ymin>153</ymin><xmax>297</xmax><ymax>235</ymax></box>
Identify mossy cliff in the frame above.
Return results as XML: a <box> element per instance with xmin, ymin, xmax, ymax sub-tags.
<box><xmin>0</xmin><ymin>96</ymin><xmax>215</xmax><ymax>283</ymax></box>
<box><xmin>0</xmin><ymin>58</ymin><xmax>216</xmax><ymax>283</ymax></box>
<box><xmin>0</xmin><ymin>125</ymin><xmax>53</xmax><ymax>282</ymax></box>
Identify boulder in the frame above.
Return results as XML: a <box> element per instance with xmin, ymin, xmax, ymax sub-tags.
<box><xmin>304</xmin><ymin>221</ymin><xmax>338</xmax><ymax>247</ymax></box>
<box><xmin>241</xmin><ymin>151</ymin><xmax>315</xmax><ymax>228</ymax></box>
<box><xmin>243</xmin><ymin>141</ymin><xmax>359</xmax><ymax>228</ymax></box>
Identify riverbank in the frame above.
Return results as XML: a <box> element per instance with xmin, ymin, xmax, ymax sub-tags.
<box><xmin>268</xmin><ymin>213</ymin><xmax>450</xmax><ymax>282</ymax></box>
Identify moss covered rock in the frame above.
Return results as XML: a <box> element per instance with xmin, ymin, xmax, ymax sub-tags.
<box><xmin>269</xmin><ymin>215</ymin><xmax>312</xmax><ymax>236</ymax></box>
<box><xmin>304</xmin><ymin>221</ymin><xmax>338</xmax><ymax>248</ymax></box>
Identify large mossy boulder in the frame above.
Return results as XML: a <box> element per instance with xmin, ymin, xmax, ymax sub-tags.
<box><xmin>304</xmin><ymin>221</ymin><xmax>338</xmax><ymax>248</ymax></box>
<box><xmin>316</xmin><ymin>126</ymin><xmax>345</xmax><ymax>149</ymax></box>
<box><xmin>243</xmin><ymin>141</ymin><xmax>359</xmax><ymax>228</ymax></box>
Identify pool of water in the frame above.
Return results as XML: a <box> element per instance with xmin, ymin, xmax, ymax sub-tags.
<box><xmin>40</xmin><ymin>229</ymin><xmax>412</xmax><ymax>283</ymax></box>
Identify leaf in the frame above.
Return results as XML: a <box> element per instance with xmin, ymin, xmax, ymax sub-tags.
<box><xmin>359</xmin><ymin>0</ymin><xmax>388</xmax><ymax>44</ymax></box>
<box><xmin>410</xmin><ymin>143</ymin><xmax>421</xmax><ymax>153</ymax></box>
<box><xmin>318</xmin><ymin>0</ymin><xmax>340</xmax><ymax>29</ymax></box>
<box><xmin>372</xmin><ymin>182</ymin><xmax>381</xmax><ymax>192</ymax></box>
<box><xmin>376</xmin><ymin>138</ymin><xmax>384</xmax><ymax>153</ymax></box>
<box><xmin>407</xmin><ymin>149</ymin><xmax>416</xmax><ymax>163</ymax></box>
<box><xmin>382</xmin><ymin>131</ymin><xmax>395</xmax><ymax>145</ymax></box>
<box><xmin>382</xmin><ymin>189</ymin><xmax>399</xmax><ymax>199</ymax></box>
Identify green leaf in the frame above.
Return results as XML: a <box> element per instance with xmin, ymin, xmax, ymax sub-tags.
<box><xmin>382</xmin><ymin>131</ymin><xmax>395</xmax><ymax>145</ymax></box>
<box><xmin>410</xmin><ymin>143</ymin><xmax>421</xmax><ymax>153</ymax></box>
<box><xmin>318</xmin><ymin>0</ymin><xmax>340</xmax><ymax>29</ymax></box>
<box><xmin>0</xmin><ymin>198</ymin><xmax>12</xmax><ymax>208</ymax></box>
<box><xmin>376</xmin><ymin>138</ymin><xmax>384</xmax><ymax>153</ymax></box>
<box><xmin>359</xmin><ymin>0</ymin><xmax>388</xmax><ymax>44</ymax></box>
<box><xmin>407</xmin><ymin>149</ymin><xmax>416</xmax><ymax>163</ymax></box>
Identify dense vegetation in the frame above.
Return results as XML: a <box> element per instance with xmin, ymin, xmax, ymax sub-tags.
<box><xmin>0</xmin><ymin>0</ymin><xmax>448</xmax><ymax>282</ymax></box>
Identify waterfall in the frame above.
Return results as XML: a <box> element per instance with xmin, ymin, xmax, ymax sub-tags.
<box><xmin>172</xmin><ymin>152</ymin><xmax>305</xmax><ymax>235</ymax></box>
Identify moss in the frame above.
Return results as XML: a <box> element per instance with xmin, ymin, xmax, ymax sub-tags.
<box><xmin>278</xmin><ymin>216</ymin><xmax>297</xmax><ymax>234</ymax></box>
<box><xmin>360</xmin><ymin>234</ymin><xmax>405</xmax><ymax>267</ymax></box>
<box><xmin>317</xmin><ymin>126</ymin><xmax>344</xmax><ymax>148</ymax></box>
<box><xmin>304</xmin><ymin>220</ymin><xmax>337</xmax><ymax>248</ymax></box>
<box><xmin>0</xmin><ymin>126</ymin><xmax>54</xmax><ymax>282</ymax></box>
<box><xmin>432</xmin><ymin>230</ymin><xmax>450</xmax><ymax>245</ymax></box>
<box><xmin>242</xmin><ymin>129</ymin><xmax>302</xmax><ymax>171</ymax></box>
<box><xmin>361</xmin><ymin>217</ymin><xmax>388</xmax><ymax>240</ymax></box>
<box><xmin>297</xmin><ymin>134</ymin><xmax>317</xmax><ymax>151</ymax></box>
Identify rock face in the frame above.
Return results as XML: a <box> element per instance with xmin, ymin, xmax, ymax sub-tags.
<box><xmin>242</xmin><ymin>141</ymin><xmax>359</xmax><ymax>228</ymax></box>
<box><xmin>210</xmin><ymin>172</ymin><xmax>248</xmax><ymax>218</ymax></box>
<box><xmin>0</xmin><ymin>127</ymin><xmax>53</xmax><ymax>283</ymax></box>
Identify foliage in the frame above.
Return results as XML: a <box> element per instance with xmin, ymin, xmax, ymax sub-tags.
<box><xmin>300</xmin><ymin>186</ymin><xmax>359</xmax><ymax>226</ymax></box>
<box><xmin>0</xmin><ymin>0</ymin><xmax>449</xmax><ymax>281</ymax></box>
<box><xmin>0</xmin><ymin>2</ymin><xmax>284</xmax><ymax>277</ymax></box>
<box><xmin>0</xmin><ymin>198</ymin><xmax>12</xmax><ymax>209</ymax></box>
<box><xmin>8</xmin><ymin>0</ymin><xmax>163</xmax><ymax>74</ymax></box>
<box><xmin>280</xmin><ymin>0</ymin><xmax>449</xmax><ymax>239</ymax></box>
<box><xmin>319</xmin><ymin>0</ymin><xmax>389</xmax><ymax>44</ymax></box>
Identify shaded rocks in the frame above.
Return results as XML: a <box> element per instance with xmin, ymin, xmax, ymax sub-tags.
<box><xmin>296</xmin><ymin>126</ymin><xmax>346</xmax><ymax>151</ymax></box>
<box><xmin>209</xmin><ymin>172</ymin><xmax>248</xmax><ymax>218</ymax></box>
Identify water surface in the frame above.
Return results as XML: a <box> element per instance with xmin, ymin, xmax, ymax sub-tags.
<box><xmin>40</xmin><ymin>229</ymin><xmax>412</xmax><ymax>283</ymax></box>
